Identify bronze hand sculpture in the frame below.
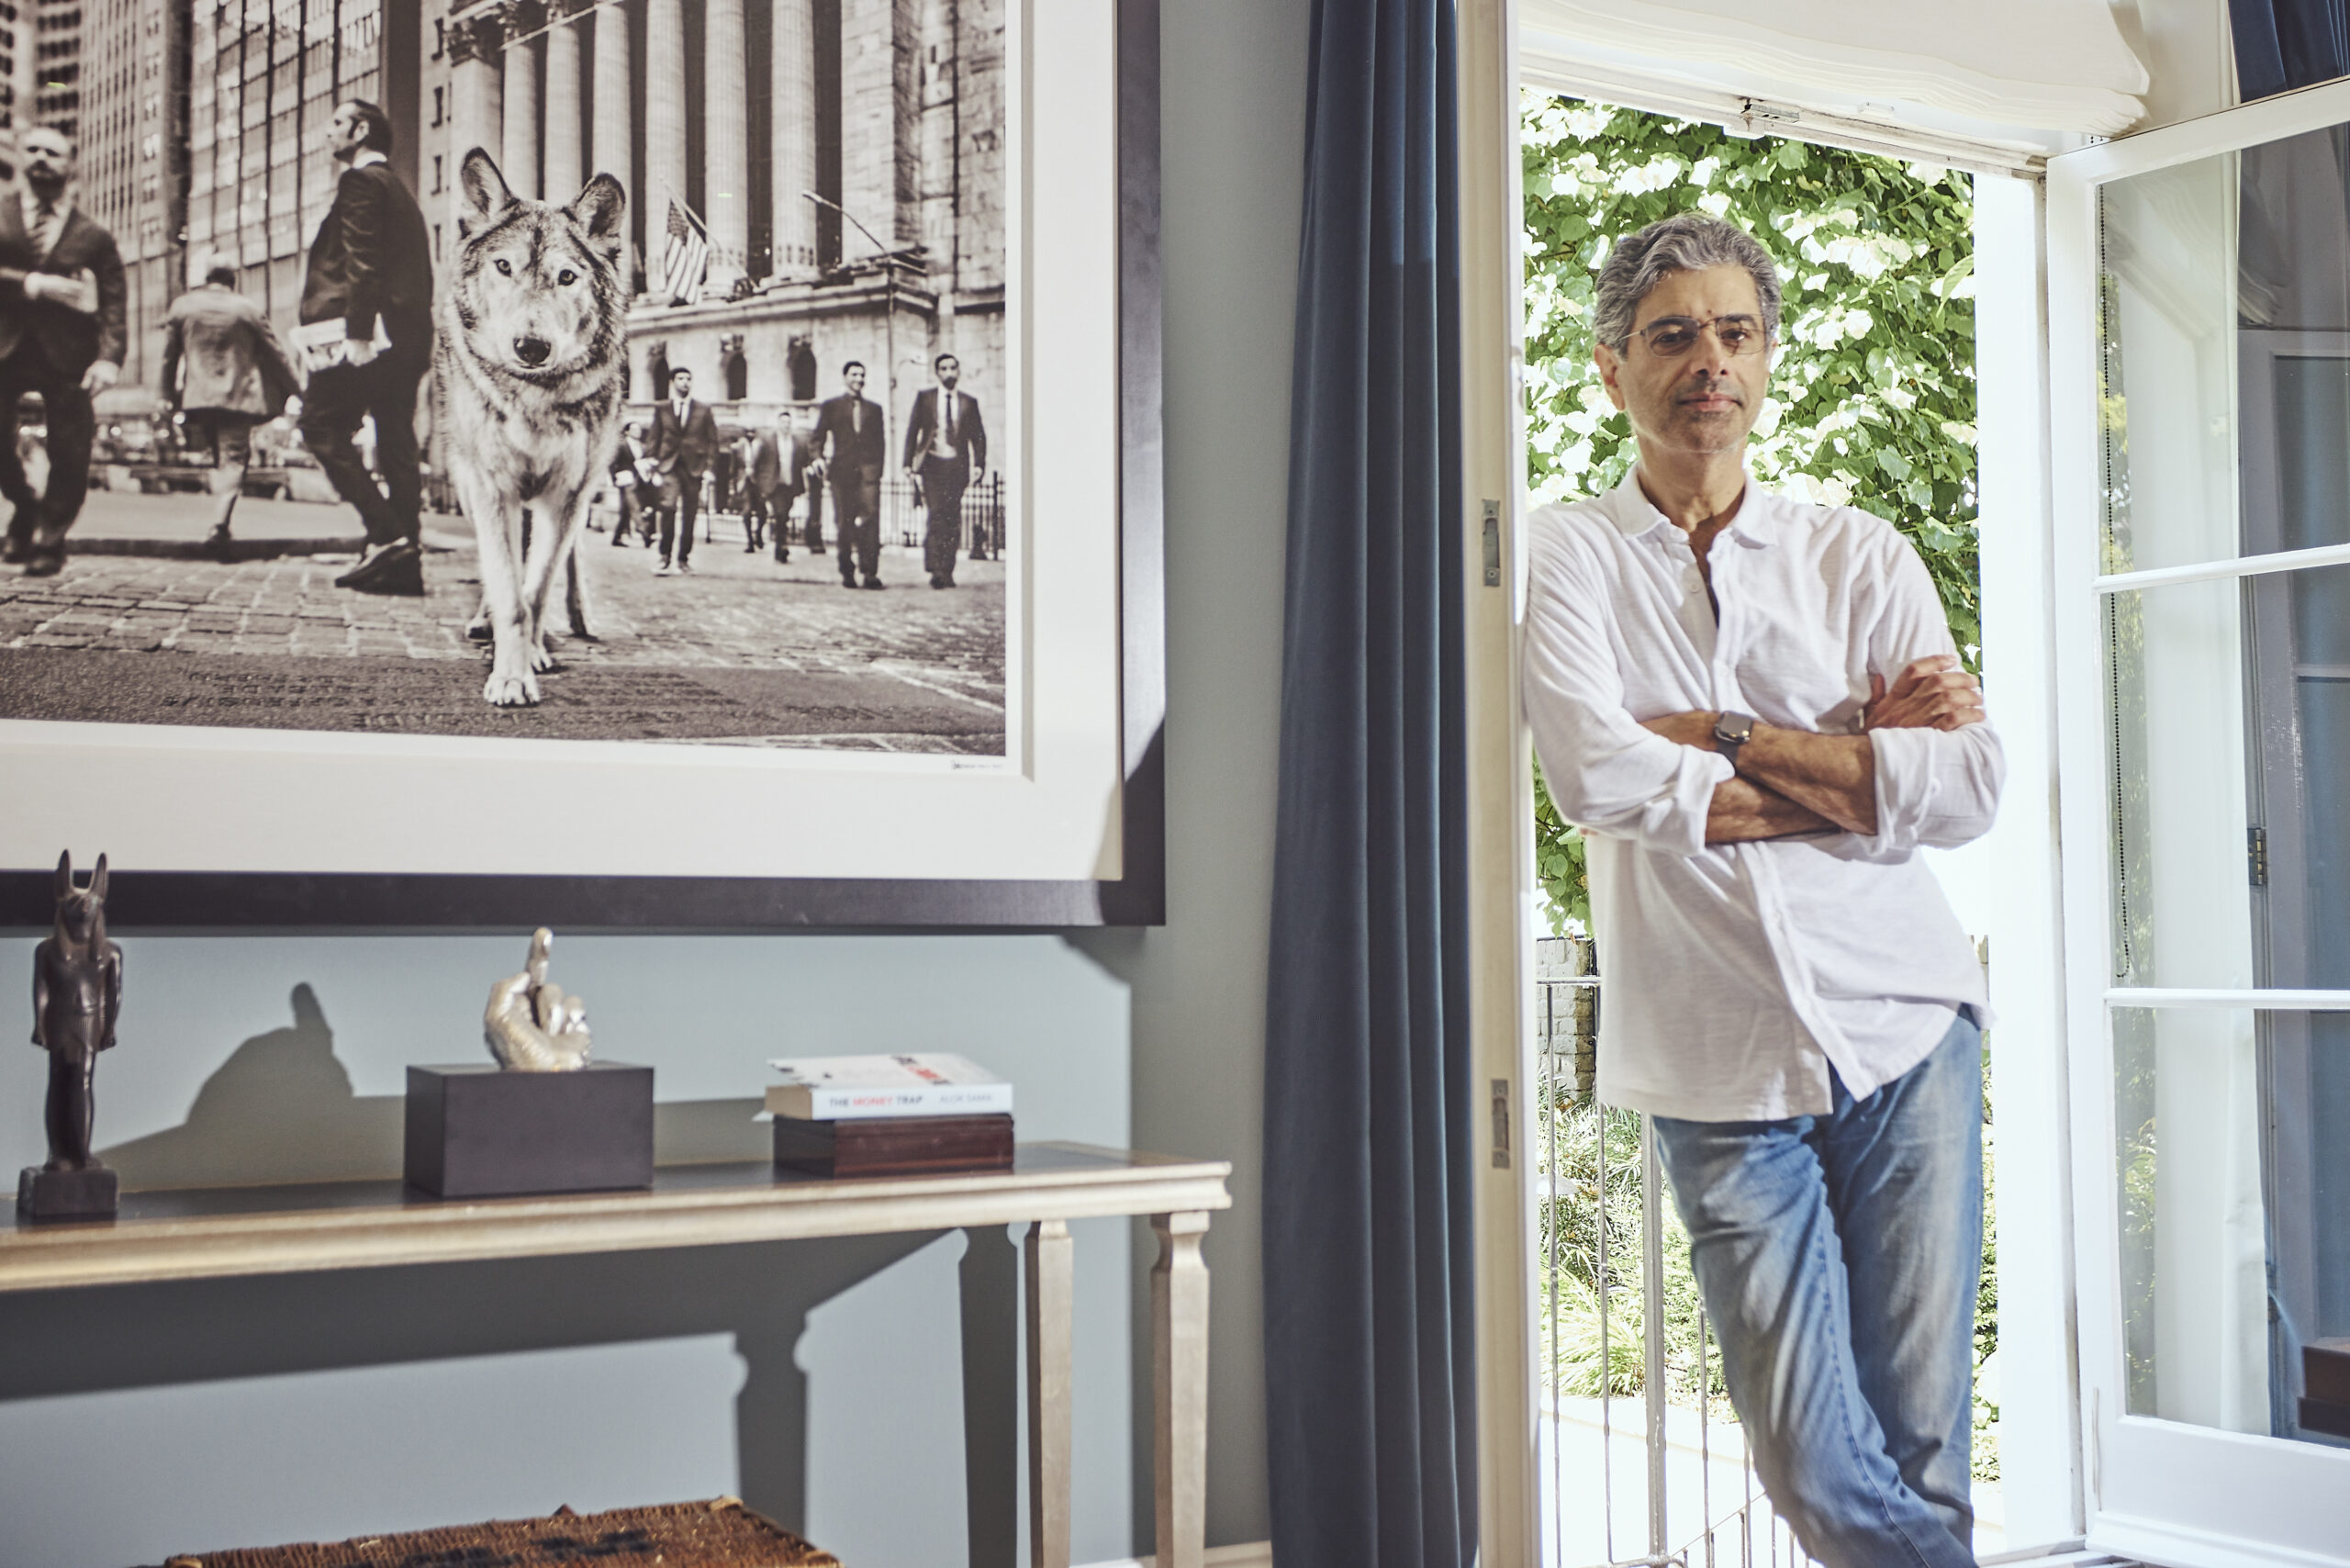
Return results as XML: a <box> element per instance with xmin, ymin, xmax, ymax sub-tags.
<box><xmin>24</xmin><ymin>852</ymin><xmax>124</xmax><ymax>1214</ymax></box>
<box><xmin>485</xmin><ymin>927</ymin><xmax>593</xmax><ymax>1071</ymax></box>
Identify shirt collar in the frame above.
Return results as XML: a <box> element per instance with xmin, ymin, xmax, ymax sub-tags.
<box><xmin>351</xmin><ymin>150</ymin><xmax>388</xmax><ymax>171</ymax></box>
<box><xmin>1605</xmin><ymin>465</ymin><xmax>1775</xmax><ymax>549</ymax></box>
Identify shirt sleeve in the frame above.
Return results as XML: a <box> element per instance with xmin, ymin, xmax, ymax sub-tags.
<box><xmin>1522</xmin><ymin>514</ymin><xmax>1731</xmax><ymax>859</ymax></box>
<box><xmin>1854</xmin><ymin>528</ymin><xmax>2006</xmax><ymax>858</ymax></box>
<box><xmin>336</xmin><ymin>168</ymin><xmax>387</xmax><ymax>342</ymax></box>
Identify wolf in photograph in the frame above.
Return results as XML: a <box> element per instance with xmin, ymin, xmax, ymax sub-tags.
<box><xmin>437</xmin><ymin>148</ymin><xmax>629</xmax><ymax>707</ymax></box>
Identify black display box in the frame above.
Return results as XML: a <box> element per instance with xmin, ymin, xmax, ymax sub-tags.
<box><xmin>405</xmin><ymin>1063</ymin><xmax>655</xmax><ymax>1198</ymax></box>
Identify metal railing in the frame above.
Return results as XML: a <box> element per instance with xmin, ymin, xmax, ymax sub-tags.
<box><xmin>695</xmin><ymin>471</ymin><xmax>1008</xmax><ymax>557</ymax></box>
<box><xmin>1535</xmin><ymin>936</ymin><xmax>1815</xmax><ymax>1568</ymax></box>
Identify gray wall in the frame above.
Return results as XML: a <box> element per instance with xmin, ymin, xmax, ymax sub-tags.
<box><xmin>0</xmin><ymin>2</ymin><xmax>1308</xmax><ymax>1562</ymax></box>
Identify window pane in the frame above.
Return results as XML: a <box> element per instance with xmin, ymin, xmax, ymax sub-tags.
<box><xmin>2099</xmin><ymin>153</ymin><xmax>2240</xmax><ymax>573</ymax></box>
<box><xmin>2110</xmin><ymin>1006</ymin><xmax>2350</xmax><ymax>1448</ymax></box>
<box><xmin>2104</xmin><ymin>577</ymin><xmax>2256</xmax><ymax>991</ymax></box>
<box><xmin>2099</xmin><ymin>126</ymin><xmax>2350</xmax><ymax>573</ymax></box>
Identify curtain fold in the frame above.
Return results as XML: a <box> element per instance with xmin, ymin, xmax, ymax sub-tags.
<box><xmin>2232</xmin><ymin>0</ymin><xmax>2350</xmax><ymax>101</ymax></box>
<box><xmin>1260</xmin><ymin>0</ymin><xmax>1475</xmax><ymax>1564</ymax></box>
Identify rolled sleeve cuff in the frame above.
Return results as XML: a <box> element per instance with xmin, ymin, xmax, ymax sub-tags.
<box><xmin>1642</xmin><ymin>743</ymin><xmax>1735</xmax><ymax>858</ymax></box>
<box><xmin>1863</xmin><ymin>726</ymin><xmax>1938</xmax><ymax>857</ymax></box>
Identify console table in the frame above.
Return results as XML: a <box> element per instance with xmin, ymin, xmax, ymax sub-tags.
<box><xmin>0</xmin><ymin>1142</ymin><xmax>1231</xmax><ymax>1568</ymax></box>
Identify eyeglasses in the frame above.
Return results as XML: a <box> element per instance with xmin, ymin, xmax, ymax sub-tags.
<box><xmin>1629</xmin><ymin>315</ymin><xmax>1771</xmax><ymax>358</ymax></box>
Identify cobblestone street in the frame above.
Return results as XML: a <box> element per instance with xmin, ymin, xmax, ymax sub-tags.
<box><xmin>0</xmin><ymin>494</ymin><xmax>1007</xmax><ymax>749</ymax></box>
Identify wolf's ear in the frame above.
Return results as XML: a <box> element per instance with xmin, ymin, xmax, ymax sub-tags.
<box><xmin>53</xmin><ymin>849</ymin><xmax>71</xmax><ymax>900</ymax></box>
<box><xmin>458</xmin><ymin>148</ymin><xmax>515</xmax><ymax>237</ymax></box>
<box><xmin>89</xmin><ymin>854</ymin><xmax>107</xmax><ymax>903</ymax></box>
<box><xmin>567</xmin><ymin>173</ymin><xmax>627</xmax><ymax>264</ymax></box>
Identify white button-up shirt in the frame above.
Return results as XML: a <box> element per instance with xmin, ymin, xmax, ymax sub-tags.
<box><xmin>1523</xmin><ymin>471</ymin><xmax>2002</xmax><ymax>1122</ymax></box>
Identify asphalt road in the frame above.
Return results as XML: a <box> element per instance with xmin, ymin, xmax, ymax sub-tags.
<box><xmin>0</xmin><ymin>492</ymin><xmax>1007</xmax><ymax>750</ymax></box>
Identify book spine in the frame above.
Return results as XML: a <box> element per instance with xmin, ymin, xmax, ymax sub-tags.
<box><xmin>766</xmin><ymin>1082</ymin><xmax>1014</xmax><ymax>1119</ymax></box>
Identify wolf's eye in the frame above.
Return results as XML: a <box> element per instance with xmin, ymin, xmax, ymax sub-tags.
<box><xmin>495</xmin><ymin>258</ymin><xmax>513</xmax><ymax>276</ymax></box>
<box><xmin>558</xmin><ymin>269</ymin><xmax>577</xmax><ymax>286</ymax></box>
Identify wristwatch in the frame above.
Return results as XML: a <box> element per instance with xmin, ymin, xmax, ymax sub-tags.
<box><xmin>1712</xmin><ymin>710</ymin><xmax>1755</xmax><ymax>767</ymax></box>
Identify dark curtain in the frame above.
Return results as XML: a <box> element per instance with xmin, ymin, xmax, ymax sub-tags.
<box><xmin>2233</xmin><ymin>0</ymin><xmax>2350</xmax><ymax>99</ymax></box>
<box><xmin>1259</xmin><ymin>0</ymin><xmax>1476</xmax><ymax>1564</ymax></box>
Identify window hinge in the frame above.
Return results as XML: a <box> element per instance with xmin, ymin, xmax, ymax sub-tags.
<box><xmin>1481</xmin><ymin>500</ymin><xmax>1501</xmax><ymax>588</ymax></box>
<box><xmin>2250</xmin><ymin>826</ymin><xmax>2269</xmax><ymax>887</ymax></box>
<box><xmin>1490</xmin><ymin>1077</ymin><xmax>1511</xmax><ymax>1169</ymax></box>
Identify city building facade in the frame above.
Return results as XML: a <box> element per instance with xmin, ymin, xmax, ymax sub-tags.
<box><xmin>76</xmin><ymin>0</ymin><xmax>186</xmax><ymax>388</ymax></box>
<box><xmin>51</xmin><ymin>0</ymin><xmax>1004</xmax><ymax>481</ymax></box>
<box><xmin>32</xmin><ymin>0</ymin><xmax>83</xmax><ymax>137</ymax></box>
<box><xmin>423</xmin><ymin>0</ymin><xmax>1006</xmax><ymax>450</ymax></box>
<box><xmin>183</xmin><ymin>0</ymin><xmax>419</xmax><ymax>338</ymax></box>
<box><xmin>1</xmin><ymin>2</ymin><xmax>28</xmax><ymax>133</ymax></box>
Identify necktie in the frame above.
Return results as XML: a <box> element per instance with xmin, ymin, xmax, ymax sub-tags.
<box><xmin>853</xmin><ymin>401</ymin><xmax>863</xmax><ymax>435</ymax></box>
<box><xmin>943</xmin><ymin>394</ymin><xmax>956</xmax><ymax>446</ymax></box>
<box><xmin>33</xmin><ymin>199</ymin><xmax>60</xmax><ymax>261</ymax></box>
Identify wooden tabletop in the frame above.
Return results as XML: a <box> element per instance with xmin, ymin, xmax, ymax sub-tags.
<box><xmin>0</xmin><ymin>1143</ymin><xmax>1233</xmax><ymax>1294</ymax></box>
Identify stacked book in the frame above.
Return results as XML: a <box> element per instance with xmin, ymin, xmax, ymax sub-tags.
<box><xmin>766</xmin><ymin>1053</ymin><xmax>1015</xmax><ymax>1179</ymax></box>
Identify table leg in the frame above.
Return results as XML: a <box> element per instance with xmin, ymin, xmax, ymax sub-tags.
<box><xmin>1025</xmin><ymin>1216</ymin><xmax>1073</xmax><ymax>1568</ymax></box>
<box><xmin>1152</xmin><ymin>1210</ymin><xmax>1210</xmax><ymax>1568</ymax></box>
<box><xmin>960</xmin><ymin>1225</ymin><xmax>1019</xmax><ymax>1568</ymax></box>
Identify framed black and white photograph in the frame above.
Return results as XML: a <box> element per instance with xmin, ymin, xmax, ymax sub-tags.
<box><xmin>0</xmin><ymin>0</ymin><xmax>1162</xmax><ymax>927</ymax></box>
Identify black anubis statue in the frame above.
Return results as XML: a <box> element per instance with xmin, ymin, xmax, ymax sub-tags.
<box><xmin>19</xmin><ymin>851</ymin><xmax>123</xmax><ymax>1218</ymax></box>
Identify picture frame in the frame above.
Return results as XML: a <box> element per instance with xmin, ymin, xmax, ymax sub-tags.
<box><xmin>0</xmin><ymin>0</ymin><xmax>1164</xmax><ymax>930</ymax></box>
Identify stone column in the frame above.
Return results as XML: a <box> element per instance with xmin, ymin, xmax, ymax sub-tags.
<box><xmin>839</xmin><ymin>0</ymin><xmax>920</xmax><ymax>262</ymax></box>
<box><xmin>702</xmin><ymin>0</ymin><xmax>748</xmax><ymax>294</ymax></box>
<box><xmin>543</xmin><ymin>0</ymin><xmax>584</xmax><ymax>202</ymax></box>
<box><xmin>768</xmin><ymin>0</ymin><xmax>817</xmax><ymax>281</ymax></box>
<box><xmin>448</xmin><ymin>9</ymin><xmax>505</xmax><ymax>225</ymax></box>
<box><xmin>499</xmin><ymin>0</ymin><xmax>543</xmax><ymax>198</ymax></box>
<box><xmin>591</xmin><ymin>0</ymin><xmax>635</xmax><ymax>285</ymax></box>
<box><xmin>644</xmin><ymin>0</ymin><xmax>688</xmax><ymax>286</ymax></box>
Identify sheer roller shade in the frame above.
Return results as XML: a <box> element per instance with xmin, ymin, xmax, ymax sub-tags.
<box><xmin>1523</xmin><ymin>0</ymin><xmax>2150</xmax><ymax>136</ymax></box>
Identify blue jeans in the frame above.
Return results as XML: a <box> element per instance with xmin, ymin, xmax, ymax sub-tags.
<box><xmin>1652</xmin><ymin>1013</ymin><xmax>1983</xmax><ymax>1568</ymax></box>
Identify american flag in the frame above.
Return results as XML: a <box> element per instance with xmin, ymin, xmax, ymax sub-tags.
<box><xmin>661</xmin><ymin>200</ymin><xmax>710</xmax><ymax>306</ymax></box>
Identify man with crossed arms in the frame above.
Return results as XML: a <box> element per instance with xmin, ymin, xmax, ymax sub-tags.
<box><xmin>1523</xmin><ymin>212</ymin><xmax>2001</xmax><ymax>1568</ymax></box>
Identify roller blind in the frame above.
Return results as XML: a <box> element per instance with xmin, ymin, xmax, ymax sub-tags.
<box><xmin>1522</xmin><ymin>0</ymin><xmax>2151</xmax><ymax>139</ymax></box>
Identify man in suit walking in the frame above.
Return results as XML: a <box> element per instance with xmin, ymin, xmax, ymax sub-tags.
<box><xmin>162</xmin><ymin>261</ymin><xmax>301</xmax><ymax>557</ymax></box>
<box><xmin>609</xmin><ymin>420</ymin><xmax>652</xmax><ymax>547</ymax></box>
<box><xmin>296</xmin><ymin>100</ymin><xmax>433</xmax><ymax>595</ymax></box>
<box><xmin>649</xmin><ymin>366</ymin><xmax>718</xmax><ymax>575</ymax></box>
<box><xmin>0</xmin><ymin>127</ymin><xmax>127</xmax><ymax>577</ymax></box>
<box><xmin>811</xmin><ymin>361</ymin><xmax>887</xmax><ymax>589</ymax></box>
<box><xmin>745</xmin><ymin>412</ymin><xmax>793</xmax><ymax>564</ymax></box>
<box><xmin>902</xmin><ymin>352</ymin><xmax>989</xmax><ymax>589</ymax></box>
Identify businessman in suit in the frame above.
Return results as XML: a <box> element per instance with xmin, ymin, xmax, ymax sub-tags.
<box><xmin>296</xmin><ymin>100</ymin><xmax>433</xmax><ymax>595</ymax></box>
<box><xmin>811</xmin><ymin>361</ymin><xmax>888</xmax><ymax>589</ymax></box>
<box><xmin>649</xmin><ymin>366</ymin><xmax>719</xmax><ymax>575</ymax></box>
<box><xmin>902</xmin><ymin>352</ymin><xmax>989</xmax><ymax>589</ymax></box>
<box><xmin>0</xmin><ymin>127</ymin><xmax>127</xmax><ymax>577</ymax></box>
<box><xmin>746</xmin><ymin>411</ymin><xmax>796</xmax><ymax>564</ymax></box>
<box><xmin>609</xmin><ymin>420</ymin><xmax>652</xmax><ymax>547</ymax></box>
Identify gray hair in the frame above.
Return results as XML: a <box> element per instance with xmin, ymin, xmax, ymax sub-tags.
<box><xmin>1591</xmin><ymin>213</ymin><xmax>1782</xmax><ymax>352</ymax></box>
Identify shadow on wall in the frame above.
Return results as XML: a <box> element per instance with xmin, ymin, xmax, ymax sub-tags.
<box><xmin>0</xmin><ymin>1231</ymin><xmax>961</xmax><ymax>1543</ymax></box>
<box><xmin>9</xmin><ymin>981</ymin><xmax>1021</xmax><ymax>1552</ymax></box>
<box><xmin>99</xmin><ymin>984</ymin><xmax>772</xmax><ymax>1190</ymax></box>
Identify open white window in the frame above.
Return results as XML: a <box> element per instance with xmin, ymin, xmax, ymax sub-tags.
<box><xmin>2048</xmin><ymin>77</ymin><xmax>2350</xmax><ymax>1567</ymax></box>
